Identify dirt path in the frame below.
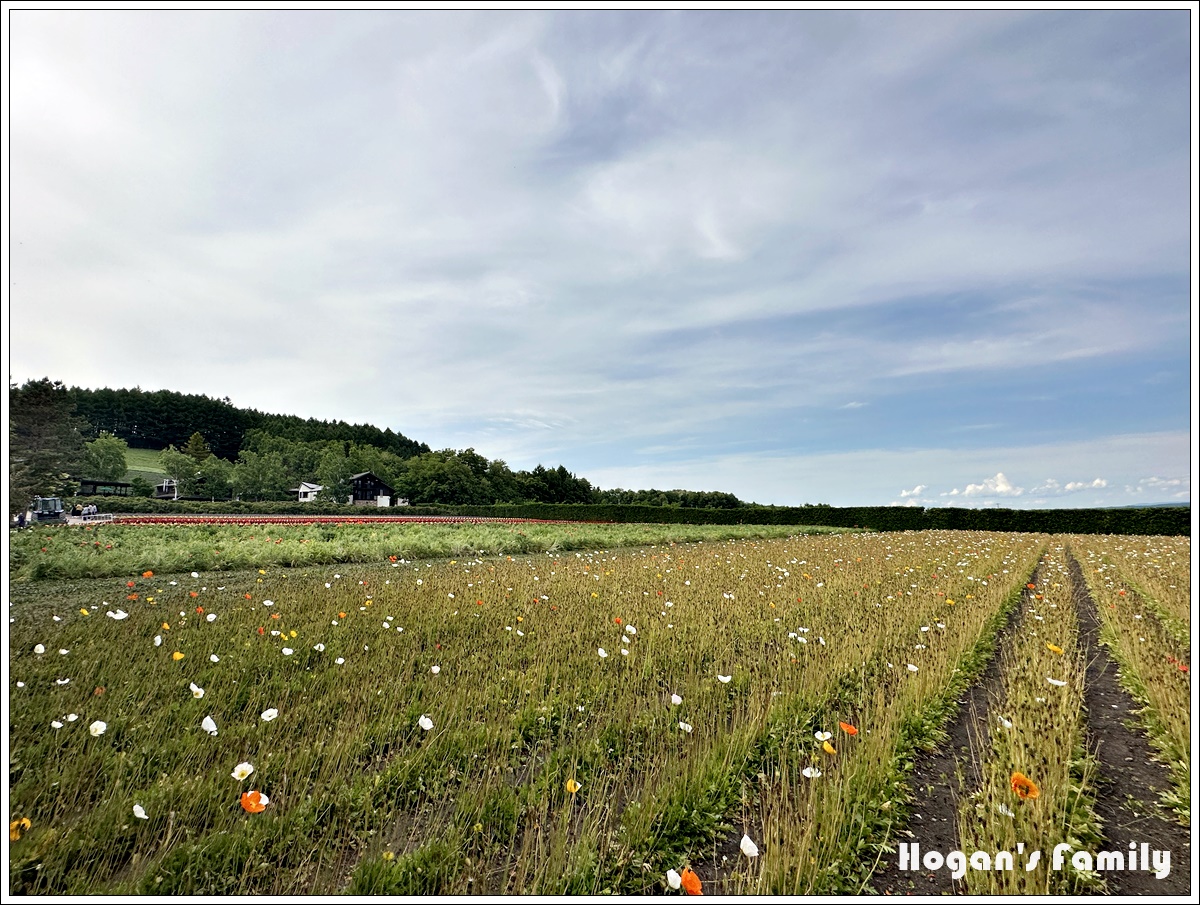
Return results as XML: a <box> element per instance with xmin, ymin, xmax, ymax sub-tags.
<box><xmin>870</xmin><ymin>553</ymin><xmax>1192</xmax><ymax>895</ymax></box>
<box><xmin>868</xmin><ymin>568</ymin><xmax>1032</xmax><ymax>895</ymax></box>
<box><xmin>1068</xmin><ymin>552</ymin><xmax>1190</xmax><ymax>895</ymax></box>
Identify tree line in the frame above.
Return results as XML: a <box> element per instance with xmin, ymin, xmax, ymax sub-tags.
<box><xmin>9</xmin><ymin>378</ymin><xmax>748</xmax><ymax>511</ymax></box>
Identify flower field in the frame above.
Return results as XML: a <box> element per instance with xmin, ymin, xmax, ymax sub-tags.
<box><xmin>6</xmin><ymin>527</ymin><xmax>1189</xmax><ymax>895</ymax></box>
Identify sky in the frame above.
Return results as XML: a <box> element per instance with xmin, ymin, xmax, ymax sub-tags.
<box><xmin>4</xmin><ymin>8</ymin><xmax>1196</xmax><ymax>508</ymax></box>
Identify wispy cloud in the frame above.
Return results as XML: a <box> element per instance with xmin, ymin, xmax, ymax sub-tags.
<box><xmin>6</xmin><ymin>11</ymin><xmax>1190</xmax><ymax>507</ymax></box>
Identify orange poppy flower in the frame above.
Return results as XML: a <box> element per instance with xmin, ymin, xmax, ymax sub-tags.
<box><xmin>1026</xmin><ymin>583</ymin><xmax>1036</xmax><ymax>590</ymax></box>
<box><xmin>190</xmin><ymin>591</ymin><xmax>199</xmax><ymax>598</ymax></box>
<box><xmin>127</xmin><ymin>581</ymin><xmax>136</xmax><ymax>588</ymax></box>
<box><xmin>240</xmin><ymin>790</ymin><xmax>269</xmax><ymax>813</ymax></box>
<box><xmin>680</xmin><ymin>868</ymin><xmax>703</xmax><ymax>896</ymax></box>
<box><xmin>245</xmin><ymin>593</ymin><xmax>253</xmax><ymax>599</ymax></box>
<box><xmin>839</xmin><ymin>721</ymin><xmax>858</xmax><ymax>736</ymax></box>
<box><xmin>1010</xmin><ymin>772</ymin><xmax>1039</xmax><ymax>800</ymax></box>
<box><xmin>143</xmin><ymin>571</ymin><xmax>154</xmax><ymax>578</ymax></box>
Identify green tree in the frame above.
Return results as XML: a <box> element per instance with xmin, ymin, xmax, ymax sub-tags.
<box><xmin>129</xmin><ymin>476</ymin><xmax>155</xmax><ymax>498</ymax></box>
<box><xmin>159</xmin><ymin>446</ymin><xmax>201</xmax><ymax>499</ymax></box>
<box><xmin>197</xmin><ymin>456</ymin><xmax>234</xmax><ymax>501</ymax></box>
<box><xmin>183</xmin><ymin>431</ymin><xmax>212</xmax><ymax>464</ymax></box>
<box><xmin>9</xmin><ymin>378</ymin><xmax>89</xmax><ymax>510</ymax></box>
<box><xmin>316</xmin><ymin>447</ymin><xmax>354</xmax><ymax>504</ymax></box>
<box><xmin>231</xmin><ymin>450</ymin><xmax>288</xmax><ymax>502</ymax></box>
<box><xmin>81</xmin><ymin>431</ymin><xmax>129</xmax><ymax>482</ymax></box>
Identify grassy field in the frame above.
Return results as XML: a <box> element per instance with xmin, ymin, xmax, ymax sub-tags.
<box><xmin>8</xmin><ymin>521</ymin><xmax>850</xmax><ymax>583</ymax></box>
<box><xmin>6</xmin><ymin>526</ymin><xmax>1189</xmax><ymax>895</ymax></box>
<box><xmin>123</xmin><ymin>448</ymin><xmax>167</xmax><ymax>474</ymax></box>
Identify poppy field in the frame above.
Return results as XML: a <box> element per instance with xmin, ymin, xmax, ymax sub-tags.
<box><xmin>6</xmin><ymin>527</ymin><xmax>1190</xmax><ymax>895</ymax></box>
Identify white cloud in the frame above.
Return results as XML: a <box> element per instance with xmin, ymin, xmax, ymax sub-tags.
<box><xmin>962</xmin><ymin>473</ymin><xmax>1023</xmax><ymax>497</ymax></box>
<box><xmin>1064</xmin><ymin>478</ymin><xmax>1107</xmax><ymax>492</ymax></box>
<box><xmin>899</xmin><ymin>484</ymin><xmax>927</xmax><ymax>497</ymax></box>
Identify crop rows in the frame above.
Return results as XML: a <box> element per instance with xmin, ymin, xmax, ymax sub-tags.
<box><xmin>8</xmin><ymin>527</ymin><xmax>1185</xmax><ymax>895</ymax></box>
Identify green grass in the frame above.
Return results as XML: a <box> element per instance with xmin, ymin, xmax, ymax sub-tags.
<box><xmin>8</xmin><ymin>521</ymin><xmax>854</xmax><ymax>583</ymax></box>
<box><xmin>9</xmin><ymin>529</ymin><xmax>1060</xmax><ymax>895</ymax></box>
<box><xmin>123</xmin><ymin>447</ymin><xmax>167</xmax><ymax>475</ymax></box>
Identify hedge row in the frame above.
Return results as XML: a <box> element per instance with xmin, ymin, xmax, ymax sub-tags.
<box><xmin>66</xmin><ymin>496</ymin><xmax>1190</xmax><ymax>536</ymax></box>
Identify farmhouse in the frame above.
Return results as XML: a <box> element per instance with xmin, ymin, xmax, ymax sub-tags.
<box><xmin>350</xmin><ymin>472</ymin><xmax>395</xmax><ymax>507</ymax></box>
<box><xmin>290</xmin><ymin>481</ymin><xmax>323</xmax><ymax>503</ymax></box>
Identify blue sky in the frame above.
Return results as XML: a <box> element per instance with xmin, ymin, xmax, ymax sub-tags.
<box><xmin>5</xmin><ymin>8</ymin><xmax>1195</xmax><ymax>507</ymax></box>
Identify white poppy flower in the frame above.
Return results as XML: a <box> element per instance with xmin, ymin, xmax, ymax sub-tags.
<box><xmin>191</xmin><ymin>572</ymin><xmax>200</xmax><ymax>578</ymax></box>
<box><xmin>154</xmin><ymin>635</ymin><xmax>162</xmax><ymax>647</ymax></box>
<box><xmin>1046</xmin><ymin>677</ymin><xmax>1067</xmax><ymax>687</ymax></box>
<box><xmin>134</xmin><ymin>804</ymin><xmax>148</xmax><ymax>819</ymax></box>
<box><xmin>33</xmin><ymin>644</ymin><xmax>45</xmax><ymax>655</ymax></box>
<box><xmin>598</xmin><ymin>648</ymin><xmax>608</xmax><ymax>659</ymax></box>
<box><xmin>418</xmin><ymin>714</ymin><xmax>434</xmax><ymax>731</ymax></box>
<box><xmin>261</xmin><ymin>708</ymin><xmax>279</xmax><ymax>722</ymax></box>
<box><xmin>51</xmin><ymin>720</ymin><xmax>64</xmax><ymax>729</ymax></box>
<box><xmin>626</xmin><ymin>625</ymin><xmax>636</xmax><ymax>635</ymax></box>
<box><xmin>210</xmin><ymin>654</ymin><xmax>220</xmax><ymax>662</ymax></box>
<box><xmin>107</xmin><ymin>610</ymin><xmax>128</xmax><ymax>620</ymax></box>
<box><xmin>814</xmin><ymin>731</ymin><xmax>832</xmax><ymax>741</ymax></box>
<box><xmin>202</xmin><ymin>715</ymin><xmax>218</xmax><ymax>736</ymax></box>
<box><xmin>740</xmin><ymin>834</ymin><xmax>759</xmax><ymax>857</ymax></box>
<box><xmin>717</xmin><ymin>675</ymin><xmax>732</xmax><ymax>684</ymax></box>
<box><xmin>231</xmin><ymin>762</ymin><xmax>254</xmax><ymax>781</ymax></box>
<box><xmin>206</xmin><ymin>613</ymin><xmax>217</xmax><ymax>623</ymax></box>
<box><xmin>671</xmin><ymin>694</ymin><xmax>682</xmax><ymax>706</ymax></box>
<box><xmin>997</xmin><ymin>716</ymin><xmax>1013</xmax><ymax>729</ymax></box>
<box><xmin>313</xmin><ymin>643</ymin><xmax>325</xmax><ymax>652</ymax></box>
<box><xmin>430</xmin><ymin>665</ymin><xmax>440</xmax><ymax>674</ymax></box>
<box><xmin>666</xmin><ymin>869</ymin><xmax>681</xmax><ymax>890</ymax></box>
<box><xmin>281</xmin><ymin>648</ymin><xmax>293</xmax><ymax>656</ymax></box>
<box><xmin>335</xmin><ymin>657</ymin><xmax>345</xmax><ymax>665</ymax></box>
<box><xmin>620</xmin><ymin>648</ymin><xmax>629</xmax><ymax>656</ymax></box>
<box><xmin>802</xmin><ymin>766</ymin><xmax>822</xmax><ymax>779</ymax></box>
<box><xmin>66</xmin><ymin>713</ymin><xmax>79</xmax><ymax>722</ymax></box>
<box><xmin>56</xmin><ymin>678</ymin><xmax>70</xmax><ymax>685</ymax></box>
<box><xmin>907</xmin><ymin>664</ymin><xmax>919</xmax><ymax>672</ymax></box>
<box><xmin>59</xmin><ymin>649</ymin><xmax>69</xmax><ymax>655</ymax></box>
<box><xmin>679</xmin><ymin>721</ymin><xmax>693</xmax><ymax>733</ymax></box>
<box><xmin>190</xmin><ymin>683</ymin><xmax>204</xmax><ymax>699</ymax></box>
<box><xmin>89</xmin><ymin>720</ymin><xmax>107</xmax><ymax>736</ymax></box>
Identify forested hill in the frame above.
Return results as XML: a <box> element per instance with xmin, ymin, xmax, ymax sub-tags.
<box><xmin>69</xmin><ymin>386</ymin><xmax>429</xmax><ymax>461</ymax></box>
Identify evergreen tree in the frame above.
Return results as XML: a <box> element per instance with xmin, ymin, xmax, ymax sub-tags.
<box><xmin>9</xmin><ymin>378</ymin><xmax>89</xmax><ymax>509</ymax></box>
<box><xmin>183</xmin><ymin>431</ymin><xmax>213</xmax><ymax>464</ymax></box>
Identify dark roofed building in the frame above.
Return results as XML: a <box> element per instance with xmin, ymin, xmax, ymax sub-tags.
<box><xmin>350</xmin><ymin>472</ymin><xmax>395</xmax><ymax>507</ymax></box>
